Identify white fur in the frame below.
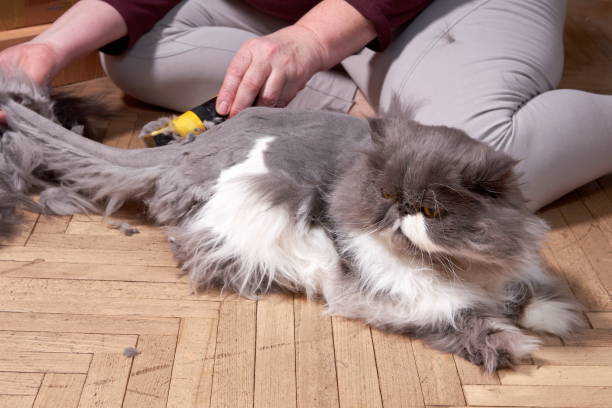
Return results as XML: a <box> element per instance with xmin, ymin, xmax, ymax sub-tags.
<box><xmin>336</xmin><ymin>230</ymin><xmax>487</xmax><ymax>327</ymax></box>
<box><xmin>489</xmin><ymin>319</ymin><xmax>541</xmax><ymax>358</ymax></box>
<box><xmin>188</xmin><ymin>137</ymin><xmax>338</xmax><ymax>295</ymax></box>
<box><xmin>400</xmin><ymin>213</ymin><xmax>445</xmax><ymax>253</ymax></box>
<box><xmin>519</xmin><ymin>298</ymin><xmax>584</xmax><ymax>336</ymax></box>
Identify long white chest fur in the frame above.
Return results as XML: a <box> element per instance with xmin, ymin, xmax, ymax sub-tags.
<box><xmin>339</xmin><ymin>232</ymin><xmax>484</xmax><ymax>327</ymax></box>
<box><xmin>186</xmin><ymin>136</ymin><xmax>339</xmax><ymax>296</ymax></box>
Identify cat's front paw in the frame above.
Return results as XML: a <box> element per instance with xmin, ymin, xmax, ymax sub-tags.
<box><xmin>458</xmin><ymin>322</ymin><xmax>540</xmax><ymax>372</ymax></box>
<box><xmin>519</xmin><ymin>297</ymin><xmax>586</xmax><ymax>337</ymax></box>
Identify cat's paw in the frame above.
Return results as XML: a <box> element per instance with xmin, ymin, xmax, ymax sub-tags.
<box><xmin>460</xmin><ymin>322</ymin><xmax>540</xmax><ymax>372</ymax></box>
<box><xmin>519</xmin><ymin>297</ymin><xmax>586</xmax><ymax>337</ymax></box>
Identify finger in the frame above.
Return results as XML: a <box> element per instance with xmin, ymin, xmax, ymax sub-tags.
<box><xmin>229</xmin><ymin>61</ymin><xmax>271</xmax><ymax>117</ymax></box>
<box><xmin>216</xmin><ymin>48</ymin><xmax>253</xmax><ymax>116</ymax></box>
<box><xmin>276</xmin><ymin>82</ymin><xmax>304</xmax><ymax>108</ymax></box>
<box><xmin>256</xmin><ymin>70</ymin><xmax>286</xmax><ymax>107</ymax></box>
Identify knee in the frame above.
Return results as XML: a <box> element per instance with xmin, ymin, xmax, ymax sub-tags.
<box><xmin>465</xmin><ymin>108</ymin><xmax>520</xmax><ymax>153</ymax></box>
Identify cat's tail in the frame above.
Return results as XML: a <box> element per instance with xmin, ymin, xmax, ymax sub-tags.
<box><xmin>0</xmin><ymin>97</ymin><xmax>185</xmax><ymax>218</ymax></box>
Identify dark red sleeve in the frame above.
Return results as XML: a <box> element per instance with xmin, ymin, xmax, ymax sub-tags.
<box><xmin>345</xmin><ymin>0</ymin><xmax>432</xmax><ymax>50</ymax></box>
<box><xmin>100</xmin><ymin>0</ymin><xmax>180</xmax><ymax>55</ymax></box>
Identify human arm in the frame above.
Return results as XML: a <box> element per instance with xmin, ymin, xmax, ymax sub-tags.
<box><xmin>0</xmin><ymin>0</ymin><xmax>127</xmax><ymax>123</ymax></box>
<box><xmin>0</xmin><ymin>0</ymin><xmax>127</xmax><ymax>85</ymax></box>
<box><xmin>216</xmin><ymin>0</ymin><xmax>377</xmax><ymax>117</ymax></box>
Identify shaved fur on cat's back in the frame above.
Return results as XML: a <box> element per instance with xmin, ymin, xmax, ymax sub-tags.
<box><xmin>0</xmin><ymin>77</ymin><xmax>585</xmax><ymax>372</ymax></box>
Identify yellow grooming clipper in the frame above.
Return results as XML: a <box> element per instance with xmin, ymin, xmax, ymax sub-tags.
<box><xmin>142</xmin><ymin>96</ymin><xmax>227</xmax><ymax>147</ymax></box>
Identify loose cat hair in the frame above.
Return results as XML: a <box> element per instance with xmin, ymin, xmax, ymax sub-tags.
<box><xmin>0</xmin><ymin>76</ymin><xmax>584</xmax><ymax>371</ymax></box>
<box><xmin>0</xmin><ymin>72</ymin><xmax>109</xmax><ymax>236</ymax></box>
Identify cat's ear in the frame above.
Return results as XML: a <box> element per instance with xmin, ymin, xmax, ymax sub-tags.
<box><xmin>462</xmin><ymin>152</ymin><xmax>519</xmax><ymax>198</ymax></box>
<box><xmin>368</xmin><ymin>118</ymin><xmax>386</xmax><ymax>145</ymax></box>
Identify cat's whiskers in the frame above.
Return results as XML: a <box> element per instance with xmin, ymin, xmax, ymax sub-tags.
<box><xmin>438</xmin><ymin>254</ymin><xmax>464</xmax><ymax>284</ymax></box>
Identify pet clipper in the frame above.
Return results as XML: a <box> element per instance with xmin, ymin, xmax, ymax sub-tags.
<box><xmin>142</xmin><ymin>96</ymin><xmax>227</xmax><ymax>147</ymax></box>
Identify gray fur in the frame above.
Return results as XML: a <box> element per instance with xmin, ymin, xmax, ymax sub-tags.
<box><xmin>0</xmin><ymin>76</ymin><xmax>584</xmax><ymax>372</ymax></box>
<box><xmin>415</xmin><ymin>310</ymin><xmax>526</xmax><ymax>372</ymax></box>
<box><xmin>122</xmin><ymin>347</ymin><xmax>140</xmax><ymax>357</ymax></box>
<box><xmin>0</xmin><ymin>171</ymin><xmax>40</xmax><ymax>238</ymax></box>
<box><xmin>108</xmin><ymin>221</ymin><xmax>140</xmax><ymax>236</ymax></box>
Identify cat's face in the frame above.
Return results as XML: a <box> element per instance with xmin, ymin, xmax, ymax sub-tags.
<box><xmin>332</xmin><ymin>118</ymin><xmax>547</xmax><ymax>267</ymax></box>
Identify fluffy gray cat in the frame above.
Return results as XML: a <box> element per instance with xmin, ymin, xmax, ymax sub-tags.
<box><xmin>0</xmin><ymin>77</ymin><xmax>584</xmax><ymax>372</ymax></box>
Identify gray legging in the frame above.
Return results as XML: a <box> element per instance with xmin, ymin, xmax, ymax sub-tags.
<box><xmin>100</xmin><ymin>0</ymin><xmax>612</xmax><ymax>210</ymax></box>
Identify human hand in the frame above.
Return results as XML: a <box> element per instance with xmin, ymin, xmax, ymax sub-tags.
<box><xmin>216</xmin><ymin>24</ymin><xmax>327</xmax><ymax>117</ymax></box>
<box><xmin>0</xmin><ymin>42</ymin><xmax>61</xmax><ymax>125</ymax></box>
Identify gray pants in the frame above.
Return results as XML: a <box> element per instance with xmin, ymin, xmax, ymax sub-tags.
<box><xmin>101</xmin><ymin>0</ymin><xmax>612</xmax><ymax>210</ymax></box>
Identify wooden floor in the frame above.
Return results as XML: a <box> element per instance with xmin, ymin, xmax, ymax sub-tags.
<box><xmin>1</xmin><ymin>1</ymin><xmax>611</xmax><ymax>407</ymax></box>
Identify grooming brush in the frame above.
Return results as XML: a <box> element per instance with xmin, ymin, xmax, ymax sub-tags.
<box><xmin>142</xmin><ymin>96</ymin><xmax>227</xmax><ymax>147</ymax></box>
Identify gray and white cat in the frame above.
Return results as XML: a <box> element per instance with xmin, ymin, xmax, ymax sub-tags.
<box><xmin>0</xmin><ymin>78</ymin><xmax>584</xmax><ymax>372</ymax></box>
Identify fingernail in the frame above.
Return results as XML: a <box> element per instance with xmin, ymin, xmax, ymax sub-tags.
<box><xmin>217</xmin><ymin>101</ymin><xmax>228</xmax><ymax>115</ymax></box>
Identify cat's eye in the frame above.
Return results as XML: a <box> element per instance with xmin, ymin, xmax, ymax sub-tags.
<box><xmin>381</xmin><ymin>191</ymin><xmax>395</xmax><ymax>200</ymax></box>
<box><xmin>421</xmin><ymin>206</ymin><xmax>443</xmax><ymax>218</ymax></box>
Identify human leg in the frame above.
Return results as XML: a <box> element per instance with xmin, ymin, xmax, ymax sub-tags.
<box><xmin>343</xmin><ymin>0</ymin><xmax>612</xmax><ymax>210</ymax></box>
<box><xmin>100</xmin><ymin>0</ymin><xmax>356</xmax><ymax>112</ymax></box>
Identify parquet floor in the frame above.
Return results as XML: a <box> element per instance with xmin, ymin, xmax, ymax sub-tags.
<box><xmin>1</xmin><ymin>1</ymin><xmax>611</xmax><ymax>407</ymax></box>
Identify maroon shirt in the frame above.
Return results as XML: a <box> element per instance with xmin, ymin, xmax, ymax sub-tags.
<box><xmin>101</xmin><ymin>0</ymin><xmax>432</xmax><ymax>54</ymax></box>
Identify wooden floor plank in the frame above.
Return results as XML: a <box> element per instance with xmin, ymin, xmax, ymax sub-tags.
<box><xmin>0</xmin><ymin>277</ymin><xmax>222</xmax><ymax>302</ymax></box>
<box><xmin>3</xmin><ymin>212</ymin><xmax>38</xmax><ymax>247</ymax></box>
<box><xmin>532</xmin><ymin>346</ymin><xmax>612</xmax><ymax>366</ymax></box>
<box><xmin>577</xmin><ymin>182</ymin><xmax>612</xmax><ymax>248</ymax></box>
<box><xmin>78</xmin><ymin>353</ymin><xmax>133</xmax><ymax>408</ymax></box>
<box><xmin>0</xmin><ymin>351</ymin><xmax>91</xmax><ymax>373</ymax></box>
<box><xmin>599</xmin><ymin>174</ymin><xmax>612</xmax><ymax>203</ymax></box>
<box><xmin>499</xmin><ymin>365</ymin><xmax>612</xmax><ymax>386</ymax></box>
<box><xmin>65</xmin><ymin>220</ymin><xmax>165</xmax><ymax>237</ymax></box>
<box><xmin>209</xmin><ymin>301</ymin><xmax>256</xmax><ymax>408</ymax></box>
<box><xmin>0</xmin><ymin>395</ymin><xmax>35</xmax><ymax>408</ymax></box>
<box><xmin>0</xmin><ymin>246</ymin><xmax>178</xmax><ymax>267</ymax></box>
<box><xmin>563</xmin><ymin>329</ymin><xmax>612</xmax><ymax>347</ymax></box>
<box><xmin>540</xmin><ymin>206</ymin><xmax>612</xmax><ymax>311</ymax></box>
<box><xmin>332</xmin><ymin>316</ymin><xmax>383</xmax><ymax>408</ymax></box>
<box><xmin>371</xmin><ymin>329</ymin><xmax>425</xmax><ymax>408</ymax></box>
<box><xmin>412</xmin><ymin>340</ymin><xmax>465</xmax><ymax>406</ymax></box>
<box><xmin>254</xmin><ymin>293</ymin><xmax>296</xmax><ymax>408</ymax></box>
<box><xmin>0</xmin><ymin>261</ymin><xmax>184</xmax><ymax>283</ymax></box>
<box><xmin>26</xmin><ymin>233</ymin><xmax>172</xmax><ymax>252</ymax></box>
<box><xmin>167</xmin><ymin>318</ymin><xmax>218</xmax><ymax>408</ymax></box>
<box><xmin>33</xmin><ymin>373</ymin><xmax>86</xmax><ymax>408</ymax></box>
<box><xmin>464</xmin><ymin>384</ymin><xmax>612</xmax><ymax>408</ymax></box>
<box><xmin>293</xmin><ymin>297</ymin><xmax>339</xmax><ymax>408</ymax></box>
<box><xmin>0</xmin><ymin>312</ymin><xmax>179</xmax><ymax>336</ymax></box>
<box><xmin>0</xmin><ymin>331</ymin><xmax>137</xmax><ymax>354</ymax></box>
<box><xmin>453</xmin><ymin>355</ymin><xmax>500</xmax><ymax>386</ymax></box>
<box><xmin>587</xmin><ymin>312</ymin><xmax>612</xmax><ymax>329</ymax></box>
<box><xmin>557</xmin><ymin>191</ymin><xmax>612</xmax><ymax>297</ymax></box>
<box><xmin>0</xmin><ymin>372</ymin><xmax>42</xmax><ymax>396</ymax></box>
<box><xmin>104</xmin><ymin>113</ymin><xmax>139</xmax><ymax>149</ymax></box>
<box><xmin>31</xmin><ymin>215</ymin><xmax>71</xmax><ymax>234</ymax></box>
<box><xmin>124</xmin><ymin>335</ymin><xmax>176</xmax><ymax>408</ymax></box>
<box><xmin>71</xmin><ymin>209</ymin><xmax>147</xmax><ymax>225</ymax></box>
<box><xmin>0</xmin><ymin>293</ymin><xmax>220</xmax><ymax>319</ymax></box>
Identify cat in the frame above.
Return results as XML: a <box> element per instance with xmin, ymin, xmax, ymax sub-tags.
<box><xmin>0</xmin><ymin>76</ymin><xmax>584</xmax><ymax>372</ymax></box>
